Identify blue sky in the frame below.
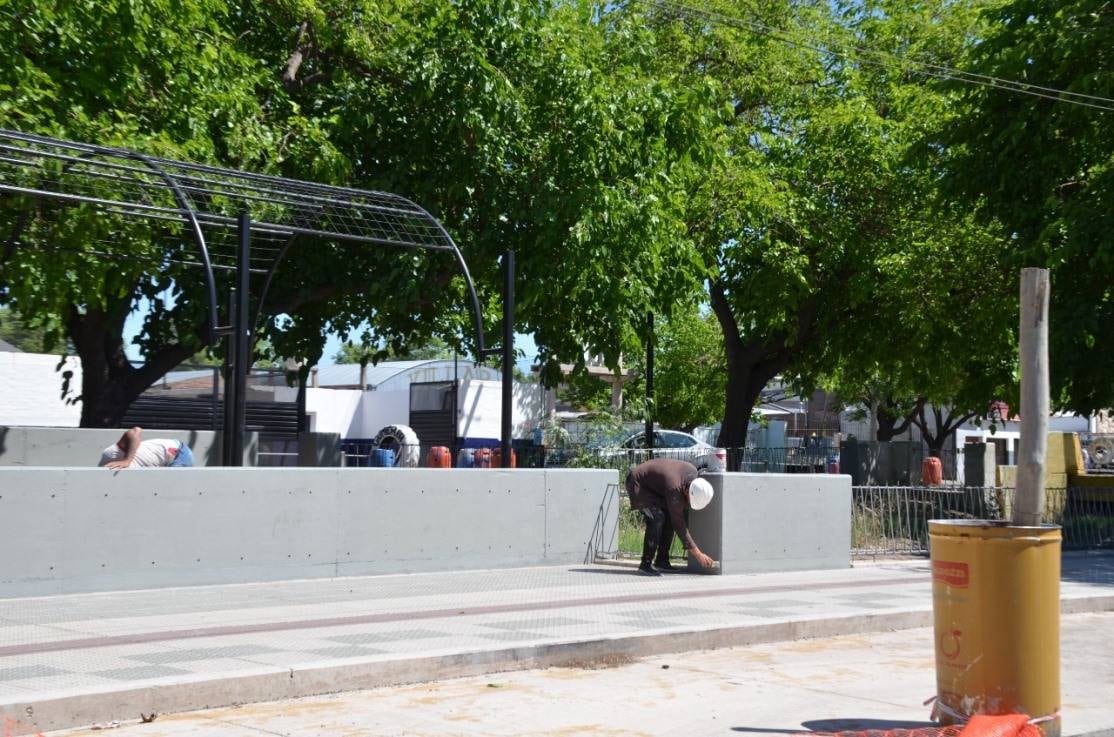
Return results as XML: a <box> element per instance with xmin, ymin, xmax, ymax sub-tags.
<box><xmin>123</xmin><ymin>300</ymin><xmax>539</xmax><ymax>370</ymax></box>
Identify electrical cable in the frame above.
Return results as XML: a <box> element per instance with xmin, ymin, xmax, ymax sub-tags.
<box><xmin>636</xmin><ymin>0</ymin><xmax>1114</xmax><ymax>112</ymax></box>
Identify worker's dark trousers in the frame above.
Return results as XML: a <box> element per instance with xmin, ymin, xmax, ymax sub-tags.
<box><xmin>640</xmin><ymin>507</ymin><xmax>674</xmax><ymax>566</ymax></box>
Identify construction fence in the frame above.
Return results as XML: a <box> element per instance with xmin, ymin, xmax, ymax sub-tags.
<box><xmin>851</xmin><ymin>485</ymin><xmax>1114</xmax><ymax>558</ymax></box>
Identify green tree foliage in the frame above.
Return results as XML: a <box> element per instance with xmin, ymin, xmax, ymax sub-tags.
<box><xmin>0</xmin><ymin>0</ymin><xmax>714</xmax><ymax>426</ymax></box>
<box><xmin>942</xmin><ymin>0</ymin><xmax>1114</xmax><ymax>414</ymax></box>
<box><xmin>625</xmin><ymin>304</ymin><xmax>725</xmax><ymax>432</ymax></box>
<box><xmin>633</xmin><ymin>0</ymin><xmax>1015</xmax><ymax>449</ymax></box>
<box><xmin>0</xmin><ymin>306</ymin><xmax>58</xmax><ymax>353</ymax></box>
<box><xmin>0</xmin><ymin>0</ymin><xmax>279</xmax><ymax>425</ymax></box>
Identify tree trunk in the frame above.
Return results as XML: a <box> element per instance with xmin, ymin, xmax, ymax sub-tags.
<box><xmin>911</xmin><ymin>404</ymin><xmax>978</xmax><ymax>461</ymax></box>
<box><xmin>717</xmin><ymin>362</ymin><xmax>770</xmax><ymax>450</ymax></box>
<box><xmin>68</xmin><ymin>306</ymin><xmax>194</xmax><ymax>428</ymax></box>
<box><xmin>875</xmin><ymin>408</ymin><xmax>902</xmax><ymax>442</ymax></box>
<box><xmin>874</xmin><ymin>397</ymin><xmax>922</xmax><ymax>441</ymax></box>
<box><xmin>708</xmin><ymin>280</ymin><xmax>808</xmax><ymax>467</ymax></box>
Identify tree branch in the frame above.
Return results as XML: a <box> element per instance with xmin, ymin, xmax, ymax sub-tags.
<box><xmin>282</xmin><ymin>21</ymin><xmax>313</xmax><ymax>93</ymax></box>
<box><xmin>708</xmin><ymin>279</ymin><xmax>744</xmax><ymax>358</ymax></box>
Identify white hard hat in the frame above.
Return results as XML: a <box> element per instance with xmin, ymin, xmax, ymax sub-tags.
<box><xmin>688</xmin><ymin>477</ymin><xmax>714</xmax><ymax>510</ymax></box>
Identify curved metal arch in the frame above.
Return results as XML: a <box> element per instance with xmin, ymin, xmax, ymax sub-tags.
<box><xmin>128</xmin><ymin>152</ymin><xmax>221</xmax><ymax>344</ymax></box>
<box><xmin>0</xmin><ymin>128</ymin><xmax>489</xmax><ymax>358</ymax></box>
<box><xmin>251</xmin><ymin>233</ymin><xmax>301</xmax><ymax>336</ymax></box>
<box><xmin>396</xmin><ymin>199</ymin><xmax>489</xmax><ymax>361</ymax></box>
<box><xmin>1</xmin><ymin>144</ymin><xmax>222</xmax><ymax>343</ymax></box>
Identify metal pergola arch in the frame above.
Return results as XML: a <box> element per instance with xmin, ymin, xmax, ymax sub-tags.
<box><xmin>0</xmin><ymin>128</ymin><xmax>505</xmax><ymax>465</ymax></box>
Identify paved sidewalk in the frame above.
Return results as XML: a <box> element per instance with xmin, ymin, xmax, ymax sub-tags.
<box><xmin>37</xmin><ymin>612</ymin><xmax>1114</xmax><ymax>737</ymax></box>
<box><xmin>1</xmin><ymin>553</ymin><xmax>1112</xmax><ymax>734</ymax></box>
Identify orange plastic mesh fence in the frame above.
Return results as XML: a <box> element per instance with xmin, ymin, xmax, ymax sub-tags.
<box><xmin>800</xmin><ymin>714</ymin><xmax>1046</xmax><ymax>737</ymax></box>
<box><xmin>799</xmin><ymin>728</ymin><xmax>964</xmax><ymax>737</ymax></box>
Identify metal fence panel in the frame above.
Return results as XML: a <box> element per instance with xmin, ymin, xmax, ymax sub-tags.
<box><xmin>851</xmin><ymin>485</ymin><xmax>1114</xmax><ymax>558</ymax></box>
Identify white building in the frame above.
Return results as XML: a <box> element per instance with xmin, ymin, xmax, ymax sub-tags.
<box><xmin>303</xmin><ymin>360</ymin><xmax>544</xmax><ymax>444</ymax></box>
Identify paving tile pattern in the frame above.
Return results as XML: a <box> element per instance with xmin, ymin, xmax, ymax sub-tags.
<box><xmin>0</xmin><ymin>555</ymin><xmax>1108</xmax><ymax>709</ymax></box>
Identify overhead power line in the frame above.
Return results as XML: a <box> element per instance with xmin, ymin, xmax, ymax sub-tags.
<box><xmin>636</xmin><ymin>0</ymin><xmax>1114</xmax><ymax>113</ymax></box>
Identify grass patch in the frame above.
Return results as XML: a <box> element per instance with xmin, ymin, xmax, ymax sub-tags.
<box><xmin>617</xmin><ymin>497</ymin><xmax>686</xmax><ymax>560</ymax></box>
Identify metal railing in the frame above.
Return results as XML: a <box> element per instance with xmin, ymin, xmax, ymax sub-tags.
<box><xmin>851</xmin><ymin>485</ymin><xmax>1114</xmax><ymax>558</ymax></box>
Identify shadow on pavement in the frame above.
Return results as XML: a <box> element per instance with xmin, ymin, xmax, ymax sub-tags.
<box><xmin>566</xmin><ymin>567</ymin><xmax>707</xmax><ymax>576</ymax></box>
<box><xmin>1061</xmin><ymin>552</ymin><xmax>1114</xmax><ymax>587</ymax></box>
<box><xmin>802</xmin><ymin>718</ymin><xmax>939</xmax><ymax>731</ymax></box>
<box><xmin>732</xmin><ymin>718</ymin><xmax>938</xmax><ymax>734</ymax></box>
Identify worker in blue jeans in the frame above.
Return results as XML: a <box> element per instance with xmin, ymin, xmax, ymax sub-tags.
<box><xmin>98</xmin><ymin>427</ymin><xmax>194</xmax><ymax>469</ymax></box>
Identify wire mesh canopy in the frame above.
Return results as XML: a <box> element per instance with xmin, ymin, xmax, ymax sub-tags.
<box><xmin>0</xmin><ymin>128</ymin><xmax>486</xmax><ymax>353</ymax></box>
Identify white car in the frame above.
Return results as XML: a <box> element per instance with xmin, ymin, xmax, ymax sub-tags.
<box><xmin>600</xmin><ymin>430</ymin><xmax>726</xmax><ymax>471</ymax></box>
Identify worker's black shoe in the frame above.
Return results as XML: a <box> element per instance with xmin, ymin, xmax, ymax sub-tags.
<box><xmin>653</xmin><ymin>560</ymin><xmax>678</xmax><ymax>571</ymax></box>
<box><xmin>637</xmin><ymin>563</ymin><xmax>662</xmax><ymax>576</ymax></box>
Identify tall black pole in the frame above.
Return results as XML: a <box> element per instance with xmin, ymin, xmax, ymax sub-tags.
<box><xmin>231</xmin><ymin>212</ymin><xmax>251</xmax><ymax>466</ymax></box>
<box><xmin>221</xmin><ymin>286</ymin><xmax>237</xmax><ymax>466</ymax></box>
<box><xmin>645</xmin><ymin>311</ymin><xmax>654</xmax><ymax>456</ymax></box>
<box><xmin>501</xmin><ymin>250</ymin><xmax>514</xmax><ymax>468</ymax></box>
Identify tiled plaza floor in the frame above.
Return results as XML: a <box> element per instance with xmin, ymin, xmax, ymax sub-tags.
<box><xmin>1</xmin><ymin>553</ymin><xmax>1111</xmax><ymax>734</ymax></box>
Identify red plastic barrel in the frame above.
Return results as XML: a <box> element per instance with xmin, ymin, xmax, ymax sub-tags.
<box><xmin>492</xmin><ymin>448</ymin><xmax>517</xmax><ymax>469</ymax></box>
<box><xmin>922</xmin><ymin>456</ymin><xmax>943</xmax><ymax>486</ymax></box>
<box><xmin>474</xmin><ymin>448</ymin><xmax>493</xmax><ymax>468</ymax></box>
<box><xmin>427</xmin><ymin>446</ymin><xmax>451</xmax><ymax>468</ymax></box>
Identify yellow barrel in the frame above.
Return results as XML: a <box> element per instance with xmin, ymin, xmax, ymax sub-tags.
<box><xmin>929</xmin><ymin>520</ymin><xmax>1061</xmax><ymax>737</ymax></box>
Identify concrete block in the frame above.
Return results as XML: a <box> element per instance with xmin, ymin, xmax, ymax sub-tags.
<box><xmin>686</xmin><ymin>473</ymin><xmax>852</xmax><ymax>575</ymax></box>
<box><xmin>298</xmin><ymin>432</ymin><xmax>341</xmax><ymax>467</ymax></box>
<box><xmin>963</xmin><ymin>442</ymin><xmax>997</xmax><ymax>488</ymax></box>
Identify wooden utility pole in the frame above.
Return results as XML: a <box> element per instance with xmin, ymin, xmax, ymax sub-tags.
<box><xmin>1014</xmin><ymin>268</ymin><xmax>1050</xmax><ymax>526</ymax></box>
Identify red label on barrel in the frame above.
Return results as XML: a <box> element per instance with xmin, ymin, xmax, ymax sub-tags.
<box><xmin>933</xmin><ymin>560</ymin><xmax>969</xmax><ymax>587</ymax></box>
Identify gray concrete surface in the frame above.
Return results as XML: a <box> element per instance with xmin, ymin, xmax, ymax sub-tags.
<box><xmin>0</xmin><ymin>468</ymin><xmax>618</xmax><ymax>596</ymax></box>
<box><xmin>29</xmin><ymin>612</ymin><xmax>1114</xmax><ymax>737</ymax></box>
<box><xmin>691</xmin><ymin>473</ymin><xmax>851</xmax><ymax>574</ymax></box>
<box><xmin>2</xmin><ymin>554</ymin><xmax>1111</xmax><ymax>735</ymax></box>
<box><xmin>0</xmin><ymin>427</ymin><xmax>257</xmax><ymax>467</ymax></box>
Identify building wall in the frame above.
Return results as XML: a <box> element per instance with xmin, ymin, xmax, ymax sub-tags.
<box><xmin>458</xmin><ymin>379</ymin><xmax>546</xmax><ymax>442</ymax></box>
<box><xmin>0</xmin><ymin>352</ymin><xmax>82</xmax><ymax>427</ymax></box>
<box><xmin>356</xmin><ymin>390</ymin><xmax>411</xmax><ymax>438</ymax></box>
<box><xmin>0</xmin><ymin>467</ymin><xmax>618</xmax><ymax>597</ymax></box>
<box><xmin>305</xmin><ymin>388</ymin><xmax>363</xmax><ymax>436</ymax></box>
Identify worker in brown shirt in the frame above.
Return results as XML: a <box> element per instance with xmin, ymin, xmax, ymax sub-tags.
<box><xmin>625</xmin><ymin>458</ymin><xmax>716</xmax><ymax>576</ymax></box>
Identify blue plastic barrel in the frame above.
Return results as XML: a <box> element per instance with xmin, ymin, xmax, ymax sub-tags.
<box><xmin>457</xmin><ymin>448</ymin><xmax>475</xmax><ymax>468</ymax></box>
<box><xmin>369</xmin><ymin>448</ymin><xmax>396</xmax><ymax>467</ymax></box>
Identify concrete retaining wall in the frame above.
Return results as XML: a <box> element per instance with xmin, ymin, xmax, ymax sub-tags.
<box><xmin>0</xmin><ymin>467</ymin><xmax>617</xmax><ymax>597</ymax></box>
<box><xmin>687</xmin><ymin>473</ymin><xmax>851</xmax><ymax>574</ymax></box>
<box><xmin>0</xmin><ymin>426</ymin><xmax>257</xmax><ymax>467</ymax></box>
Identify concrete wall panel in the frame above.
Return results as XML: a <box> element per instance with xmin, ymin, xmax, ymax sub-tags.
<box><xmin>0</xmin><ymin>469</ymin><xmax>70</xmax><ymax>594</ymax></box>
<box><xmin>0</xmin><ymin>427</ymin><xmax>257</xmax><ymax>467</ymax></box>
<box><xmin>544</xmin><ymin>469</ymin><xmax>620</xmax><ymax>562</ymax></box>
<box><xmin>0</xmin><ymin>467</ymin><xmax>614</xmax><ymax>597</ymax></box>
<box><xmin>687</xmin><ymin>473</ymin><xmax>851</xmax><ymax>575</ymax></box>
<box><xmin>335</xmin><ymin>469</ymin><xmax>548</xmax><ymax>575</ymax></box>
